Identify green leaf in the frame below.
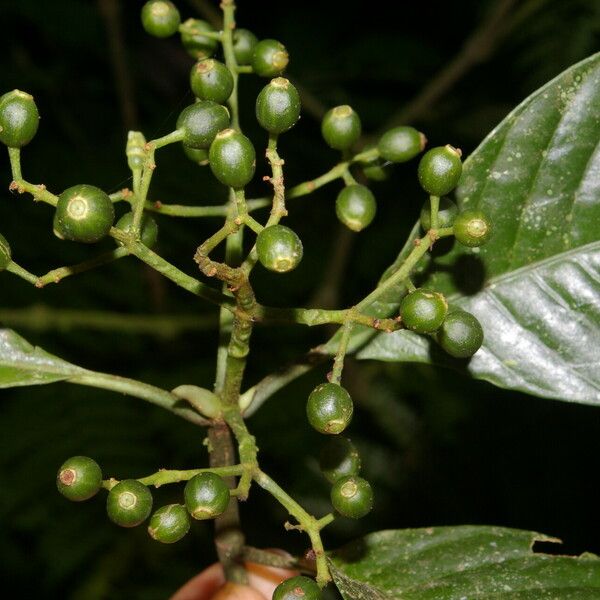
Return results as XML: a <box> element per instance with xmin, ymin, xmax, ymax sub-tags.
<box><xmin>0</xmin><ymin>328</ymin><xmax>86</xmax><ymax>387</ymax></box>
<box><xmin>329</xmin><ymin>526</ymin><xmax>600</xmax><ymax>599</ymax></box>
<box><xmin>357</xmin><ymin>53</ymin><xmax>600</xmax><ymax>404</ymax></box>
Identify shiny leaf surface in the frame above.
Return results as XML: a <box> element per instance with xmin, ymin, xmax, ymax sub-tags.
<box><xmin>329</xmin><ymin>526</ymin><xmax>600</xmax><ymax>599</ymax></box>
<box><xmin>356</xmin><ymin>53</ymin><xmax>600</xmax><ymax>404</ymax></box>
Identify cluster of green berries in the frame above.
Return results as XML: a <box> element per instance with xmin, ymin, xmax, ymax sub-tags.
<box><xmin>305</xmin><ymin>382</ymin><xmax>373</xmax><ymax>520</ymax></box>
<box><xmin>321</xmin><ymin>108</ymin><xmax>428</xmax><ymax>232</ymax></box>
<box><xmin>56</xmin><ymin>456</ymin><xmax>230</xmax><ymax>544</ymax></box>
<box><xmin>399</xmin><ymin>287</ymin><xmax>484</xmax><ymax>358</ymax></box>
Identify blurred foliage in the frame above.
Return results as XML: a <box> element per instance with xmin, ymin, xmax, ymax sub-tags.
<box><xmin>0</xmin><ymin>0</ymin><xmax>599</xmax><ymax>596</ymax></box>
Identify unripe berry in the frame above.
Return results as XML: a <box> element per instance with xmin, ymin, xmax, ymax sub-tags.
<box><xmin>321</xmin><ymin>105</ymin><xmax>361</xmax><ymax>151</ymax></box>
<box><xmin>141</xmin><ymin>0</ymin><xmax>180</xmax><ymax>38</ymax></box>
<box><xmin>437</xmin><ymin>309</ymin><xmax>484</xmax><ymax>358</ymax></box>
<box><xmin>115</xmin><ymin>212</ymin><xmax>159</xmax><ymax>248</ymax></box>
<box><xmin>255</xmin><ymin>78</ymin><xmax>301</xmax><ymax>134</ymax></box>
<box><xmin>107</xmin><ymin>480</ymin><xmax>153</xmax><ymax>527</ymax></box>
<box><xmin>180</xmin><ymin>18</ymin><xmax>218</xmax><ymax>59</ymax></box>
<box><xmin>378</xmin><ymin>126</ymin><xmax>426</xmax><ymax>163</ymax></box>
<box><xmin>251</xmin><ymin>39</ymin><xmax>289</xmax><ymax>77</ymax></box>
<box><xmin>53</xmin><ymin>184</ymin><xmax>114</xmax><ymax>243</ymax></box>
<box><xmin>454</xmin><ymin>209</ymin><xmax>492</xmax><ymax>247</ymax></box>
<box><xmin>273</xmin><ymin>576</ymin><xmax>321</xmax><ymax>600</ymax></box>
<box><xmin>0</xmin><ymin>233</ymin><xmax>11</xmax><ymax>270</ymax></box>
<box><xmin>183</xmin><ymin>145</ymin><xmax>209</xmax><ymax>166</ymax></box>
<box><xmin>184</xmin><ymin>472</ymin><xmax>230</xmax><ymax>520</ymax></box>
<box><xmin>208</xmin><ymin>129</ymin><xmax>256</xmax><ymax>188</ymax></box>
<box><xmin>417</xmin><ymin>145</ymin><xmax>463</xmax><ymax>196</ymax></box>
<box><xmin>335</xmin><ymin>184</ymin><xmax>376</xmax><ymax>232</ymax></box>
<box><xmin>56</xmin><ymin>456</ymin><xmax>102</xmax><ymax>502</ymax></box>
<box><xmin>148</xmin><ymin>504</ymin><xmax>191</xmax><ymax>544</ymax></box>
<box><xmin>419</xmin><ymin>197</ymin><xmax>458</xmax><ymax>231</ymax></box>
<box><xmin>256</xmin><ymin>224</ymin><xmax>303</xmax><ymax>273</ymax></box>
<box><xmin>0</xmin><ymin>89</ymin><xmax>39</xmax><ymax>148</ymax></box>
<box><xmin>190</xmin><ymin>59</ymin><xmax>234</xmax><ymax>104</ymax></box>
<box><xmin>400</xmin><ymin>288</ymin><xmax>448</xmax><ymax>334</ymax></box>
<box><xmin>306</xmin><ymin>382</ymin><xmax>353</xmax><ymax>435</ymax></box>
<box><xmin>319</xmin><ymin>437</ymin><xmax>361</xmax><ymax>483</ymax></box>
<box><xmin>177</xmin><ymin>101</ymin><xmax>230</xmax><ymax>150</ymax></box>
<box><xmin>331</xmin><ymin>475</ymin><xmax>373</xmax><ymax>519</ymax></box>
<box><xmin>233</xmin><ymin>29</ymin><xmax>258</xmax><ymax>65</ymax></box>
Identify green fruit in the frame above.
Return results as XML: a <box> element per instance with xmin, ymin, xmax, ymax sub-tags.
<box><xmin>180</xmin><ymin>18</ymin><xmax>218</xmax><ymax>59</ymax></box>
<box><xmin>420</xmin><ymin>197</ymin><xmax>458</xmax><ymax>231</ymax></box>
<box><xmin>141</xmin><ymin>0</ymin><xmax>180</xmax><ymax>38</ymax></box>
<box><xmin>335</xmin><ymin>184</ymin><xmax>376</xmax><ymax>232</ymax></box>
<box><xmin>0</xmin><ymin>233</ymin><xmax>11</xmax><ymax>270</ymax></box>
<box><xmin>183</xmin><ymin>145</ymin><xmax>209</xmax><ymax>166</ymax></box>
<box><xmin>148</xmin><ymin>504</ymin><xmax>191</xmax><ymax>544</ymax></box>
<box><xmin>53</xmin><ymin>184</ymin><xmax>114</xmax><ymax>243</ymax></box>
<box><xmin>0</xmin><ymin>89</ymin><xmax>39</xmax><ymax>148</ymax></box>
<box><xmin>232</xmin><ymin>28</ymin><xmax>258</xmax><ymax>65</ymax></box>
<box><xmin>437</xmin><ymin>309</ymin><xmax>484</xmax><ymax>358</ymax></box>
<box><xmin>362</xmin><ymin>159</ymin><xmax>388</xmax><ymax>182</ymax></box>
<box><xmin>208</xmin><ymin>128</ymin><xmax>255</xmax><ymax>188</ymax></box>
<box><xmin>184</xmin><ymin>472</ymin><xmax>230</xmax><ymax>520</ymax></box>
<box><xmin>107</xmin><ymin>480</ymin><xmax>153</xmax><ymax>527</ymax></box>
<box><xmin>319</xmin><ymin>437</ymin><xmax>361</xmax><ymax>484</ymax></box>
<box><xmin>378</xmin><ymin>126</ymin><xmax>426</xmax><ymax>163</ymax></box>
<box><xmin>273</xmin><ymin>576</ymin><xmax>321</xmax><ymax>600</ymax></box>
<box><xmin>256</xmin><ymin>224</ymin><xmax>303</xmax><ymax>273</ymax></box>
<box><xmin>56</xmin><ymin>456</ymin><xmax>102</xmax><ymax>502</ymax></box>
<box><xmin>417</xmin><ymin>145</ymin><xmax>463</xmax><ymax>196</ymax></box>
<box><xmin>126</xmin><ymin>131</ymin><xmax>146</xmax><ymax>171</ymax></box>
<box><xmin>255</xmin><ymin>77</ymin><xmax>301</xmax><ymax>134</ymax></box>
<box><xmin>251</xmin><ymin>39</ymin><xmax>289</xmax><ymax>77</ymax></box>
<box><xmin>400</xmin><ymin>288</ymin><xmax>448</xmax><ymax>334</ymax></box>
<box><xmin>331</xmin><ymin>475</ymin><xmax>373</xmax><ymax>519</ymax></box>
<box><xmin>321</xmin><ymin>105</ymin><xmax>361</xmax><ymax>151</ymax></box>
<box><xmin>190</xmin><ymin>59</ymin><xmax>234</xmax><ymax>104</ymax></box>
<box><xmin>177</xmin><ymin>101</ymin><xmax>229</xmax><ymax>150</ymax></box>
<box><xmin>454</xmin><ymin>209</ymin><xmax>492</xmax><ymax>247</ymax></box>
<box><xmin>115</xmin><ymin>211</ymin><xmax>158</xmax><ymax>248</ymax></box>
<box><xmin>306</xmin><ymin>382</ymin><xmax>353</xmax><ymax>435</ymax></box>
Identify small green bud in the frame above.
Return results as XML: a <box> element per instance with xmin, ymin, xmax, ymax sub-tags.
<box><xmin>256</xmin><ymin>224</ymin><xmax>303</xmax><ymax>273</ymax></box>
<box><xmin>177</xmin><ymin>101</ymin><xmax>230</xmax><ymax>150</ymax></box>
<box><xmin>417</xmin><ymin>145</ymin><xmax>463</xmax><ymax>196</ymax></box>
<box><xmin>141</xmin><ymin>0</ymin><xmax>180</xmax><ymax>38</ymax></box>
<box><xmin>184</xmin><ymin>472</ymin><xmax>230</xmax><ymax>520</ymax></box>
<box><xmin>190</xmin><ymin>59</ymin><xmax>234</xmax><ymax>104</ymax></box>
<box><xmin>399</xmin><ymin>288</ymin><xmax>448</xmax><ymax>334</ymax></box>
<box><xmin>208</xmin><ymin>128</ymin><xmax>256</xmax><ymax>188</ymax></box>
<box><xmin>378</xmin><ymin>126</ymin><xmax>426</xmax><ymax>163</ymax></box>
<box><xmin>255</xmin><ymin>78</ymin><xmax>301</xmax><ymax>134</ymax></box>
<box><xmin>321</xmin><ymin>105</ymin><xmax>361</xmax><ymax>151</ymax></box>
<box><xmin>107</xmin><ymin>480</ymin><xmax>153</xmax><ymax>528</ymax></box>
<box><xmin>148</xmin><ymin>504</ymin><xmax>191</xmax><ymax>544</ymax></box>
<box><xmin>126</xmin><ymin>131</ymin><xmax>146</xmax><ymax>171</ymax></box>
<box><xmin>56</xmin><ymin>456</ymin><xmax>102</xmax><ymax>502</ymax></box>
<box><xmin>0</xmin><ymin>89</ymin><xmax>40</xmax><ymax>148</ymax></box>
<box><xmin>335</xmin><ymin>184</ymin><xmax>376</xmax><ymax>232</ymax></box>
<box><xmin>319</xmin><ymin>437</ymin><xmax>361</xmax><ymax>483</ymax></box>
<box><xmin>251</xmin><ymin>39</ymin><xmax>289</xmax><ymax>77</ymax></box>
<box><xmin>53</xmin><ymin>184</ymin><xmax>114</xmax><ymax>243</ymax></box>
<box><xmin>331</xmin><ymin>475</ymin><xmax>373</xmax><ymax>519</ymax></box>
<box><xmin>306</xmin><ymin>382</ymin><xmax>353</xmax><ymax>435</ymax></box>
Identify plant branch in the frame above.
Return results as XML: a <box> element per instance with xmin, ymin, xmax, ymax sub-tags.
<box><xmin>69</xmin><ymin>370</ymin><xmax>209</xmax><ymax>426</ymax></box>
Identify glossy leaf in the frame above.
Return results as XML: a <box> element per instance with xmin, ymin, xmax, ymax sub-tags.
<box><xmin>356</xmin><ymin>53</ymin><xmax>600</xmax><ymax>404</ymax></box>
<box><xmin>329</xmin><ymin>526</ymin><xmax>600</xmax><ymax>599</ymax></box>
<box><xmin>0</xmin><ymin>328</ymin><xmax>86</xmax><ymax>387</ymax></box>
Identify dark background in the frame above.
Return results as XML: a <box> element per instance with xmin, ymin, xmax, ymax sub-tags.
<box><xmin>0</xmin><ymin>0</ymin><xmax>599</xmax><ymax>597</ymax></box>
